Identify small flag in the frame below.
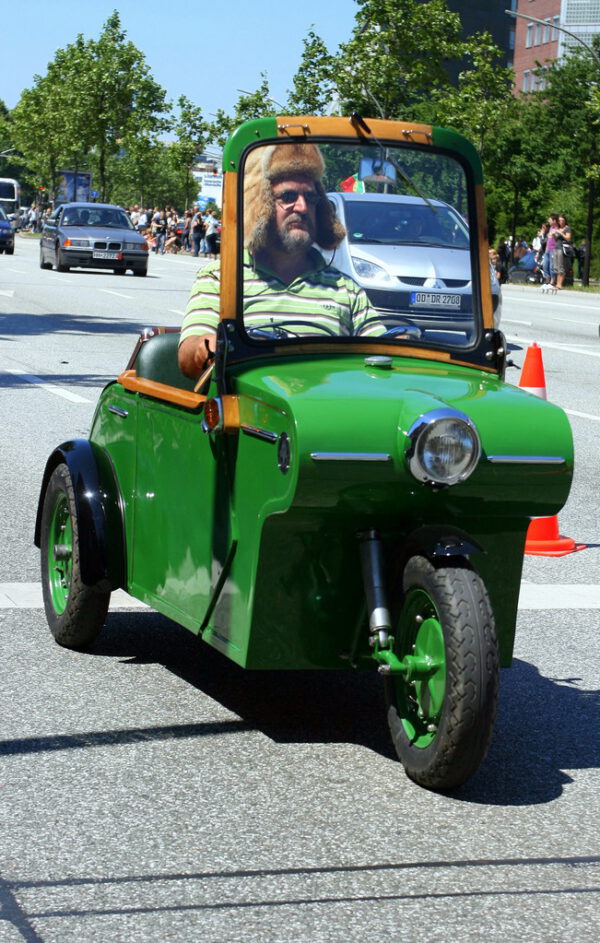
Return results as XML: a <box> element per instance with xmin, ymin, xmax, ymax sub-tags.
<box><xmin>340</xmin><ymin>173</ymin><xmax>365</xmax><ymax>193</ymax></box>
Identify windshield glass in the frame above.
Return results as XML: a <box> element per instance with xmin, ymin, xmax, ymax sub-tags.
<box><xmin>61</xmin><ymin>207</ymin><xmax>134</xmax><ymax>229</ymax></box>
<box><xmin>241</xmin><ymin>139</ymin><xmax>480</xmax><ymax>350</ymax></box>
<box><xmin>0</xmin><ymin>182</ymin><xmax>17</xmax><ymax>199</ymax></box>
<box><xmin>0</xmin><ymin>207</ymin><xmax>7</xmax><ymax>221</ymax></box>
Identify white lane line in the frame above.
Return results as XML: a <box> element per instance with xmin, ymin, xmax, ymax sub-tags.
<box><xmin>504</xmin><ymin>293</ymin><xmax>599</xmax><ymax>312</ymax></box>
<box><xmin>0</xmin><ymin>289</ymin><xmax>15</xmax><ymax>297</ymax></box>
<box><xmin>0</xmin><ymin>584</ymin><xmax>148</xmax><ymax>610</ymax></box>
<box><xmin>169</xmin><ymin>309</ymin><xmax>185</xmax><ymax>316</ymax></box>
<box><xmin>565</xmin><ymin>408</ymin><xmax>600</xmax><ymax>422</ymax></box>
<box><xmin>8</xmin><ymin>268</ymin><xmax>27</xmax><ymax>274</ymax></box>
<box><xmin>99</xmin><ymin>289</ymin><xmax>133</xmax><ymax>300</ymax></box>
<box><xmin>503</xmin><ymin>318</ymin><xmax>533</xmax><ymax>326</ymax></box>
<box><xmin>506</xmin><ymin>335</ymin><xmax>600</xmax><ymax>359</ymax></box>
<box><xmin>6</xmin><ymin>369</ymin><xmax>91</xmax><ymax>403</ymax></box>
<box><xmin>547</xmin><ymin>316</ymin><xmax>598</xmax><ymax>326</ymax></box>
<box><xmin>519</xmin><ymin>584</ymin><xmax>600</xmax><ymax>610</ymax></box>
<box><xmin>1</xmin><ymin>582</ymin><xmax>597</xmax><ymax>611</ymax></box>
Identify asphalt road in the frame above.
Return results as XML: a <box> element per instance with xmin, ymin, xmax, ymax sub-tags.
<box><xmin>0</xmin><ymin>235</ymin><xmax>598</xmax><ymax>942</ymax></box>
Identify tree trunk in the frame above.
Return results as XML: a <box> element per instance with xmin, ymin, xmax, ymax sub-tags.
<box><xmin>583</xmin><ymin>176</ymin><xmax>595</xmax><ymax>287</ymax></box>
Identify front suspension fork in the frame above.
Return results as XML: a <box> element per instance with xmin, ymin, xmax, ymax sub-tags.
<box><xmin>358</xmin><ymin>530</ymin><xmax>440</xmax><ymax>681</ymax></box>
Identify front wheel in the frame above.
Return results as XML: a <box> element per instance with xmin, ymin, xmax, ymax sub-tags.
<box><xmin>55</xmin><ymin>249</ymin><xmax>69</xmax><ymax>272</ymax></box>
<box><xmin>385</xmin><ymin>556</ymin><xmax>498</xmax><ymax>791</ymax></box>
<box><xmin>40</xmin><ymin>464</ymin><xmax>110</xmax><ymax>648</ymax></box>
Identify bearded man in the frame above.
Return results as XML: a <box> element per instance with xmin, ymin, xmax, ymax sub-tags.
<box><xmin>178</xmin><ymin>143</ymin><xmax>374</xmax><ymax>378</ymax></box>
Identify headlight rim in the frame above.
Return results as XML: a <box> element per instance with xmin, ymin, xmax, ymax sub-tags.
<box><xmin>406</xmin><ymin>407</ymin><xmax>481</xmax><ymax>487</ymax></box>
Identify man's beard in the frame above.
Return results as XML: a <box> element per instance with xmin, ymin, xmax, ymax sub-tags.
<box><xmin>272</xmin><ymin>214</ymin><xmax>315</xmax><ymax>254</ymax></box>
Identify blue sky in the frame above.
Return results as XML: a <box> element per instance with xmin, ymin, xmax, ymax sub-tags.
<box><xmin>3</xmin><ymin>0</ymin><xmax>358</xmax><ymax>117</ymax></box>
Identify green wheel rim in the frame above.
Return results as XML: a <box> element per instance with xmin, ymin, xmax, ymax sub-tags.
<box><xmin>394</xmin><ymin>587</ymin><xmax>446</xmax><ymax>748</ymax></box>
<box><xmin>46</xmin><ymin>491</ymin><xmax>73</xmax><ymax>615</ymax></box>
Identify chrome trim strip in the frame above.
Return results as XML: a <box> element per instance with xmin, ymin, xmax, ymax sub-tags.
<box><xmin>487</xmin><ymin>455</ymin><xmax>566</xmax><ymax>465</ymax></box>
<box><xmin>107</xmin><ymin>405</ymin><xmax>128</xmax><ymax>418</ymax></box>
<box><xmin>310</xmin><ymin>452</ymin><xmax>392</xmax><ymax>462</ymax></box>
<box><xmin>241</xmin><ymin>424</ymin><xmax>278</xmax><ymax>443</ymax></box>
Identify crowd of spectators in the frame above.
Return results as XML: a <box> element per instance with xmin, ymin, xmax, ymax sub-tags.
<box><xmin>489</xmin><ymin>216</ymin><xmax>586</xmax><ymax>289</ymax></box>
<box><xmin>125</xmin><ymin>204</ymin><xmax>221</xmax><ymax>257</ymax></box>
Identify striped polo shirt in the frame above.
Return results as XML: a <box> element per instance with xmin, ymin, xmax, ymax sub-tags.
<box><xmin>180</xmin><ymin>249</ymin><xmax>379</xmax><ymax>344</ymax></box>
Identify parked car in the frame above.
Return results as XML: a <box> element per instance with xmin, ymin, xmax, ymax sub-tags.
<box><xmin>326</xmin><ymin>192</ymin><xmax>502</xmax><ymax>333</ymax></box>
<box><xmin>0</xmin><ymin>206</ymin><xmax>15</xmax><ymax>254</ymax></box>
<box><xmin>35</xmin><ymin>117</ymin><xmax>573</xmax><ymax>791</ymax></box>
<box><xmin>39</xmin><ymin>202</ymin><xmax>149</xmax><ymax>275</ymax></box>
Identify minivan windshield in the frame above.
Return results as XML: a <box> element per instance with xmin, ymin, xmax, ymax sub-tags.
<box><xmin>240</xmin><ymin>139</ymin><xmax>480</xmax><ymax>349</ymax></box>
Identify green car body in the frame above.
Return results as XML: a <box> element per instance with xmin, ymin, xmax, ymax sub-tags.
<box><xmin>36</xmin><ymin>116</ymin><xmax>574</xmax><ymax>790</ymax></box>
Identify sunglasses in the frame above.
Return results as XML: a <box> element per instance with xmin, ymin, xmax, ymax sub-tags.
<box><xmin>274</xmin><ymin>189</ymin><xmax>321</xmax><ymax>208</ymax></box>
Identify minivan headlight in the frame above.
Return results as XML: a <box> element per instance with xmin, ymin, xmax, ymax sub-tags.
<box><xmin>351</xmin><ymin>255</ymin><xmax>393</xmax><ymax>282</ymax></box>
<box><xmin>406</xmin><ymin>409</ymin><xmax>481</xmax><ymax>486</ymax></box>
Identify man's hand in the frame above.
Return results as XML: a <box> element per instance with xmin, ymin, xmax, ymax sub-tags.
<box><xmin>178</xmin><ymin>333</ymin><xmax>217</xmax><ymax>378</ymax></box>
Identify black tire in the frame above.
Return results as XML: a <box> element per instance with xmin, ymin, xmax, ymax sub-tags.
<box><xmin>6</xmin><ymin>247</ymin><xmax>14</xmax><ymax>255</ymax></box>
<box><xmin>385</xmin><ymin>555</ymin><xmax>499</xmax><ymax>791</ymax></box>
<box><xmin>40</xmin><ymin>248</ymin><xmax>51</xmax><ymax>269</ymax></box>
<box><xmin>113</xmin><ymin>267</ymin><xmax>127</xmax><ymax>275</ymax></box>
<box><xmin>133</xmin><ymin>264</ymin><xmax>147</xmax><ymax>277</ymax></box>
<box><xmin>40</xmin><ymin>464</ymin><xmax>110</xmax><ymax>648</ymax></box>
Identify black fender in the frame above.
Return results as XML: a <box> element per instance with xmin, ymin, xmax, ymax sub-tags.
<box><xmin>400</xmin><ymin>524</ymin><xmax>483</xmax><ymax>564</ymax></box>
<box><xmin>34</xmin><ymin>440</ymin><xmax>126</xmax><ymax>591</ymax></box>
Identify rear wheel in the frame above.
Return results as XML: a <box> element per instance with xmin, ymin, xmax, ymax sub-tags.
<box><xmin>385</xmin><ymin>555</ymin><xmax>498</xmax><ymax>791</ymax></box>
<box><xmin>6</xmin><ymin>247</ymin><xmax>14</xmax><ymax>255</ymax></box>
<box><xmin>40</xmin><ymin>464</ymin><xmax>110</xmax><ymax>648</ymax></box>
<box><xmin>133</xmin><ymin>264</ymin><xmax>147</xmax><ymax>277</ymax></box>
<box><xmin>113</xmin><ymin>267</ymin><xmax>127</xmax><ymax>275</ymax></box>
<box><xmin>40</xmin><ymin>246</ymin><xmax>51</xmax><ymax>269</ymax></box>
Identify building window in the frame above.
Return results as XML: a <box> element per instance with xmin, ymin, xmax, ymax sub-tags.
<box><xmin>523</xmin><ymin>70</ymin><xmax>530</xmax><ymax>92</ymax></box>
<box><xmin>543</xmin><ymin>18</ymin><xmax>551</xmax><ymax>43</ymax></box>
<box><xmin>535</xmin><ymin>23</ymin><xmax>543</xmax><ymax>45</ymax></box>
<box><xmin>551</xmin><ymin>16</ymin><xmax>560</xmax><ymax>40</ymax></box>
<box><xmin>565</xmin><ymin>1</ymin><xmax>600</xmax><ymax>26</ymax></box>
<box><xmin>526</xmin><ymin>23</ymin><xmax>534</xmax><ymax>48</ymax></box>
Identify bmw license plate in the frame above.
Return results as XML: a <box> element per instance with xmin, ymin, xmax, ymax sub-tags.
<box><xmin>410</xmin><ymin>292</ymin><xmax>461</xmax><ymax>308</ymax></box>
<box><xmin>93</xmin><ymin>251</ymin><xmax>121</xmax><ymax>260</ymax></box>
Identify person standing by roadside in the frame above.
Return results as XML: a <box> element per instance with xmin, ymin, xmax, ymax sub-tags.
<box><xmin>191</xmin><ymin>209</ymin><xmax>206</xmax><ymax>257</ymax></box>
<box><xmin>181</xmin><ymin>210</ymin><xmax>193</xmax><ymax>252</ymax></box>
<box><xmin>204</xmin><ymin>209</ymin><xmax>220</xmax><ymax>259</ymax></box>
<box><xmin>542</xmin><ymin>213</ymin><xmax>559</xmax><ymax>288</ymax></box>
<box><xmin>552</xmin><ymin>214</ymin><xmax>572</xmax><ymax>291</ymax></box>
<box><xmin>153</xmin><ymin>210</ymin><xmax>167</xmax><ymax>254</ymax></box>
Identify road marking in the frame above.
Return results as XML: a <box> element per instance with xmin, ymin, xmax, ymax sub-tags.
<box><xmin>0</xmin><ymin>584</ymin><xmax>148</xmax><ymax>609</ymax></box>
<box><xmin>565</xmin><ymin>408</ymin><xmax>600</xmax><ymax>422</ymax></box>
<box><xmin>503</xmin><ymin>318</ymin><xmax>532</xmax><ymax>326</ymax></box>
<box><xmin>6</xmin><ymin>369</ymin><xmax>91</xmax><ymax>403</ymax></box>
<box><xmin>519</xmin><ymin>583</ymin><xmax>600</xmax><ymax>610</ymax></box>
<box><xmin>506</xmin><ymin>335</ymin><xmax>600</xmax><ymax>359</ymax></box>
<box><xmin>1</xmin><ymin>582</ymin><xmax>597</xmax><ymax>610</ymax></box>
<box><xmin>8</xmin><ymin>268</ymin><xmax>27</xmax><ymax>274</ymax></box>
<box><xmin>0</xmin><ymin>289</ymin><xmax>15</xmax><ymax>297</ymax></box>
<box><xmin>99</xmin><ymin>289</ymin><xmax>134</xmax><ymax>300</ymax></box>
<box><xmin>169</xmin><ymin>309</ymin><xmax>185</xmax><ymax>316</ymax></box>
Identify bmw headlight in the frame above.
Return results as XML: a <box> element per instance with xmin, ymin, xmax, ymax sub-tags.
<box><xmin>406</xmin><ymin>409</ymin><xmax>481</xmax><ymax>486</ymax></box>
<box><xmin>124</xmin><ymin>241</ymin><xmax>140</xmax><ymax>250</ymax></box>
<box><xmin>351</xmin><ymin>255</ymin><xmax>393</xmax><ymax>282</ymax></box>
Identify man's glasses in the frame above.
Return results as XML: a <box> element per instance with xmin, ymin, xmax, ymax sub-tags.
<box><xmin>274</xmin><ymin>189</ymin><xmax>321</xmax><ymax>208</ymax></box>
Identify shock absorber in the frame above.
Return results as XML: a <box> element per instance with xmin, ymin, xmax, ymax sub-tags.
<box><xmin>358</xmin><ymin>529</ymin><xmax>392</xmax><ymax>649</ymax></box>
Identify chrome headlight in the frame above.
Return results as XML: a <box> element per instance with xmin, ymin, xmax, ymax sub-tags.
<box><xmin>124</xmin><ymin>241</ymin><xmax>141</xmax><ymax>250</ymax></box>
<box><xmin>406</xmin><ymin>409</ymin><xmax>481</xmax><ymax>486</ymax></box>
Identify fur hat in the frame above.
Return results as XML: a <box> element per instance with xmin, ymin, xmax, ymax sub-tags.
<box><xmin>243</xmin><ymin>143</ymin><xmax>345</xmax><ymax>253</ymax></box>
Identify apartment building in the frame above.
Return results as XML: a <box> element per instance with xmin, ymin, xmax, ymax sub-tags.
<box><xmin>512</xmin><ymin>0</ymin><xmax>600</xmax><ymax>92</ymax></box>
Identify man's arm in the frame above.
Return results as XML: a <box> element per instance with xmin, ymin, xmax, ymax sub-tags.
<box><xmin>179</xmin><ymin>262</ymin><xmax>221</xmax><ymax>378</ymax></box>
<box><xmin>178</xmin><ymin>333</ymin><xmax>216</xmax><ymax>378</ymax></box>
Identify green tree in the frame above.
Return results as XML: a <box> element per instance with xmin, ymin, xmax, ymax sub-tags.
<box><xmin>166</xmin><ymin>95</ymin><xmax>207</xmax><ymax>209</ymax></box>
<box><xmin>333</xmin><ymin>0</ymin><xmax>467</xmax><ymax>120</ymax></box>
<box><xmin>286</xmin><ymin>30</ymin><xmax>336</xmax><ymax>114</ymax></box>
<box><xmin>530</xmin><ymin>38</ymin><xmax>600</xmax><ymax>284</ymax></box>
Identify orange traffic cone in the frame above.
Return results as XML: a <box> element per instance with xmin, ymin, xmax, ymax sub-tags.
<box><xmin>519</xmin><ymin>343</ymin><xmax>585</xmax><ymax>556</ymax></box>
<box><xmin>524</xmin><ymin>515</ymin><xmax>586</xmax><ymax>557</ymax></box>
<box><xmin>519</xmin><ymin>342</ymin><xmax>547</xmax><ymax>399</ymax></box>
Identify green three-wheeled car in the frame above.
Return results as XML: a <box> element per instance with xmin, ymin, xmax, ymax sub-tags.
<box><xmin>36</xmin><ymin>116</ymin><xmax>573</xmax><ymax>790</ymax></box>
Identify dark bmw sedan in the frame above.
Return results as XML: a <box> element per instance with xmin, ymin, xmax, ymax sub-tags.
<box><xmin>40</xmin><ymin>202</ymin><xmax>148</xmax><ymax>275</ymax></box>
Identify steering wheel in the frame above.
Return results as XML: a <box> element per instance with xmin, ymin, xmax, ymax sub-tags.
<box><xmin>247</xmin><ymin>320</ymin><xmax>338</xmax><ymax>339</ymax></box>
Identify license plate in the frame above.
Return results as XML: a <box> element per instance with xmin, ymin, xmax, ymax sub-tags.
<box><xmin>93</xmin><ymin>251</ymin><xmax>121</xmax><ymax>260</ymax></box>
<box><xmin>410</xmin><ymin>292</ymin><xmax>461</xmax><ymax>308</ymax></box>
